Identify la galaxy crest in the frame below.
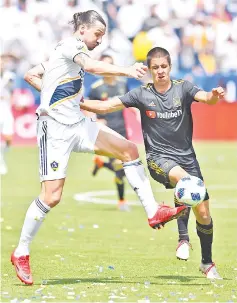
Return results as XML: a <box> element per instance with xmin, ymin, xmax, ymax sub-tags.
<box><xmin>50</xmin><ymin>161</ymin><xmax>59</xmax><ymax>171</ymax></box>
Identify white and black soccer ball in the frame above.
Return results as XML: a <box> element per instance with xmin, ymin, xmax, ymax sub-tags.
<box><xmin>175</xmin><ymin>175</ymin><xmax>206</xmax><ymax>207</ymax></box>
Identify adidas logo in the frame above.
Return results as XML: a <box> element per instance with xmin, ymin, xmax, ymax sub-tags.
<box><xmin>148</xmin><ymin>101</ymin><xmax>156</xmax><ymax>107</ymax></box>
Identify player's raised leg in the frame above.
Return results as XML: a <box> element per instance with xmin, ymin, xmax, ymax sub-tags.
<box><xmin>94</xmin><ymin>124</ymin><xmax>187</xmax><ymax>228</ymax></box>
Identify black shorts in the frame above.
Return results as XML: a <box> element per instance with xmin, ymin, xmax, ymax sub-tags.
<box><xmin>147</xmin><ymin>155</ymin><xmax>209</xmax><ymax>200</ymax></box>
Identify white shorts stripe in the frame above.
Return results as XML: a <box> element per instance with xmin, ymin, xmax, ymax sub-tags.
<box><xmin>40</xmin><ymin>121</ymin><xmax>48</xmax><ymax>176</ymax></box>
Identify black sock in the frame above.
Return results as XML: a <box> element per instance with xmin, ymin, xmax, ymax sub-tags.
<box><xmin>175</xmin><ymin>196</ymin><xmax>191</xmax><ymax>242</ymax></box>
<box><xmin>196</xmin><ymin>219</ymin><xmax>213</xmax><ymax>264</ymax></box>
<box><xmin>103</xmin><ymin>162</ymin><xmax>115</xmax><ymax>172</ymax></box>
<box><xmin>115</xmin><ymin>171</ymin><xmax>125</xmax><ymax>200</ymax></box>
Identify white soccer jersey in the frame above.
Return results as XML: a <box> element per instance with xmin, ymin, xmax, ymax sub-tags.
<box><xmin>37</xmin><ymin>37</ymin><xmax>89</xmax><ymax>125</ymax></box>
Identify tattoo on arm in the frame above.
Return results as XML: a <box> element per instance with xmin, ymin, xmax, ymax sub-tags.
<box><xmin>74</xmin><ymin>53</ymin><xmax>90</xmax><ymax>69</ymax></box>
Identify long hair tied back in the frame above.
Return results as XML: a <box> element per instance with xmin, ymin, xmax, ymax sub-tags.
<box><xmin>69</xmin><ymin>10</ymin><xmax>106</xmax><ymax>32</ymax></box>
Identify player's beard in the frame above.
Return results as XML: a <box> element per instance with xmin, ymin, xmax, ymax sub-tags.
<box><xmin>88</xmin><ymin>42</ymin><xmax>99</xmax><ymax>51</ymax></box>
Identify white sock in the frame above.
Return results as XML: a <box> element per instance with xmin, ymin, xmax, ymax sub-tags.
<box><xmin>14</xmin><ymin>198</ymin><xmax>50</xmax><ymax>257</ymax></box>
<box><xmin>123</xmin><ymin>159</ymin><xmax>158</xmax><ymax>218</ymax></box>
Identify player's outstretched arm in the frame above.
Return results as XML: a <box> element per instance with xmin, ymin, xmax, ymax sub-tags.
<box><xmin>74</xmin><ymin>53</ymin><xmax>147</xmax><ymax>79</ymax></box>
<box><xmin>194</xmin><ymin>87</ymin><xmax>225</xmax><ymax>105</ymax></box>
<box><xmin>24</xmin><ymin>63</ymin><xmax>47</xmax><ymax>92</ymax></box>
<box><xmin>80</xmin><ymin>97</ymin><xmax>125</xmax><ymax>114</ymax></box>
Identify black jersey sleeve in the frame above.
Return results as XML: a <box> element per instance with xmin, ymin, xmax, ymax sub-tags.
<box><xmin>183</xmin><ymin>80</ymin><xmax>202</xmax><ymax>104</ymax></box>
<box><xmin>118</xmin><ymin>87</ymin><xmax>141</xmax><ymax>109</ymax></box>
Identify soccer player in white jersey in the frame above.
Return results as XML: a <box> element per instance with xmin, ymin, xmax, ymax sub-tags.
<box><xmin>11</xmin><ymin>10</ymin><xmax>186</xmax><ymax>285</ymax></box>
<box><xmin>0</xmin><ymin>71</ymin><xmax>15</xmax><ymax>175</ymax></box>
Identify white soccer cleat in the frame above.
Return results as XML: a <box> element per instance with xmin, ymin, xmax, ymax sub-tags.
<box><xmin>176</xmin><ymin>240</ymin><xmax>191</xmax><ymax>261</ymax></box>
<box><xmin>199</xmin><ymin>262</ymin><xmax>223</xmax><ymax>279</ymax></box>
<box><xmin>118</xmin><ymin>200</ymin><xmax>130</xmax><ymax>212</ymax></box>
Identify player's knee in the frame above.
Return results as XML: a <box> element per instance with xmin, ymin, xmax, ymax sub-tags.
<box><xmin>196</xmin><ymin>208</ymin><xmax>211</xmax><ymax>224</ymax></box>
<box><xmin>42</xmin><ymin>192</ymin><xmax>62</xmax><ymax>208</ymax></box>
<box><xmin>121</xmin><ymin>141</ymin><xmax>138</xmax><ymax>161</ymax></box>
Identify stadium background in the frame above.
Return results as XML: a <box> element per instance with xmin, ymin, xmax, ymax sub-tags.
<box><xmin>1</xmin><ymin>0</ymin><xmax>237</xmax><ymax>144</ymax></box>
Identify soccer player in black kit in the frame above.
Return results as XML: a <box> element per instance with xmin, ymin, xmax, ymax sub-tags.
<box><xmin>81</xmin><ymin>47</ymin><xmax>225</xmax><ymax>280</ymax></box>
<box><xmin>88</xmin><ymin>54</ymin><xmax>130</xmax><ymax>211</ymax></box>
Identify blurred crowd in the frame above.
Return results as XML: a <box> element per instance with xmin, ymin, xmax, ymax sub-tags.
<box><xmin>1</xmin><ymin>0</ymin><xmax>237</xmax><ymax>79</ymax></box>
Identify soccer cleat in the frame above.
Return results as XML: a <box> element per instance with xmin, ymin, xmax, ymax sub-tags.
<box><xmin>176</xmin><ymin>240</ymin><xmax>192</xmax><ymax>261</ymax></box>
<box><xmin>148</xmin><ymin>204</ymin><xmax>187</xmax><ymax>229</ymax></box>
<box><xmin>11</xmin><ymin>251</ymin><xmax>33</xmax><ymax>285</ymax></box>
<box><xmin>92</xmin><ymin>156</ymin><xmax>104</xmax><ymax>176</ymax></box>
<box><xmin>118</xmin><ymin>199</ymin><xmax>130</xmax><ymax>212</ymax></box>
<box><xmin>199</xmin><ymin>262</ymin><xmax>223</xmax><ymax>280</ymax></box>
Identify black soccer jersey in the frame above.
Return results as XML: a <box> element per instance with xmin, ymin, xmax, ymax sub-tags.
<box><xmin>88</xmin><ymin>79</ymin><xmax>128</xmax><ymax>137</ymax></box>
<box><xmin>119</xmin><ymin>80</ymin><xmax>201</xmax><ymax>158</ymax></box>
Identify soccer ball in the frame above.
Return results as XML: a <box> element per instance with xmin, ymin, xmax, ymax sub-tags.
<box><xmin>175</xmin><ymin>175</ymin><xmax>206</xmax><ymax>207</ymax></box>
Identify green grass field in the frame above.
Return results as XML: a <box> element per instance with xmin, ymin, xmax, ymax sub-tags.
<box><xmin>1</xmin><ymin>142</ymin><xmax>237</xmax><ymax>303</ymax></box>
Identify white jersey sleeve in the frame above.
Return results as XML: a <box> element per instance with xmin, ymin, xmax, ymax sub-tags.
<box><xmin>62</xmin><ymin>38</ymin><xmax>89</xmax><ymax>62</ymax></box>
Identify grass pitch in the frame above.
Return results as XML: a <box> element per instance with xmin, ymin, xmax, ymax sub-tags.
<box><xmin>1</xmin><ymin>142</ymin><xmax>237</xmax><ymax>302</ymax></box>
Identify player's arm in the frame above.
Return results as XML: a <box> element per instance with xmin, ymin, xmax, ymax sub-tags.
<box><xmin>74</xmin><ymin>53</ymin><xmax>147</xmax><ymax>79</ymax></box>
<box><xmin>80</xmin><ymin>97</ymin><xmax>125</xmax><ymax>114</ymax></box>
<box><xmin>194</xmin><ymin>87</ymin><xmax>225</xmax><ymax>105</ymax></box>
<box><xmin>24</xmin><ymin>63</ymin><xmax>47</xmax><ymax>91</ymax></box>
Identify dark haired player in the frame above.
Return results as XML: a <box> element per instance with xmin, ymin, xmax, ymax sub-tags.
<box><xmin>81</xmin><ymin>47</ymin><xmax>225</xmax><ymax>280</ymax></box>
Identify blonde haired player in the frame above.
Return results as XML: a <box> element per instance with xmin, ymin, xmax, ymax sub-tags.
<box><xmin>11</xmin><ymin>10</ymin><xmax>186</xmax><ymax>285</ymax></box>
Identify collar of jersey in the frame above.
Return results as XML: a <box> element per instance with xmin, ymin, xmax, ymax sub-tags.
<box><xmin>151</xmin><ymin>81</ymin><xmax>173</xmax><ymax>95</ymax></box>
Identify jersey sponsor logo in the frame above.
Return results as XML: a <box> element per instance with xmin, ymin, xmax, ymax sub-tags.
<box><xmin>146</xmin><ymin>110</ymin><xmax>156</xmax><ymax>118</ymax></box>
<box><xmin>157</xmin><ymin>109</ymin><xmax>182</xmax><ymax>119</ymax></box>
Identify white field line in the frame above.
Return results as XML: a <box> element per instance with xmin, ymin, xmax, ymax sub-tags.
<box><xmin>73</xmin><ymin>185</ymin><xmax>237</xmax><ymax>209</ymax></box>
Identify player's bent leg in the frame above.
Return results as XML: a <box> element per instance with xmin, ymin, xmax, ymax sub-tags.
<box><xmin>94</xmin><ymin>125</ymin><xmax>187</xmax><ymax>228</ymax></box>
<box><xmin>168</xmin><ymin>165</ymin><xmax>189</xmax><ymax>186</ymax></box>
<box><xmin>12</xmin><ymin>179</ymin><xmax>65</xmax><ymax>285</ymax></box>
<box><xmin>192</xmin><ymin>199</ymin><xmax>211</xmax><ymax>225</ymax></box>
<box><xmin>94</xmin><ymin>124</ymin><xmax>139</xmax><ymax>161</ymax></box>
